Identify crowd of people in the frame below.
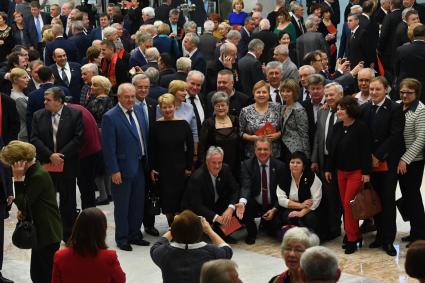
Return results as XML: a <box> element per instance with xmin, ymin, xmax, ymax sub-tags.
<box><xmin>0</xmin><ymin>0</ymin><xmax>425</xmax><ymax>281</ymax></box>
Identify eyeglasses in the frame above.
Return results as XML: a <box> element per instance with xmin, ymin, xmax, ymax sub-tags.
<box><xmin>400</xmin><ymin>91</ymin><xmax>416</xmax><ymax>96</ymax></box>
<box><xmin>283</xmin><ymin>247</ymin><xmax>305</xmax><ymax>254</ymax></box>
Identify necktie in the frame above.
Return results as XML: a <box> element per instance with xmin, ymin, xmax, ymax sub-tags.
<box><xmin>35</xmin><ymin>16</ymin><xmax>42</xmax><ymax>42</ymax></box>
<box><xmin>52</xmin><ymin>112</ymin><xmax>59</xmax><ymax>152</ymax></box>
<box><xmin>61</xmin><ymin>67</ymin><xmax>69</xmax><ymax>87</ymax></box>
<box><xmin>369</xmin><ymin>104</ymin><xmax>379</xmax><ymax>125</ymax></box>
<box><xmin>325</xmin><ymin>109</ymin><xmax>335</xmax><ymax>153</ymax></box>
<box><xmin>127</xmin><ymin>109</ymin><xmax>145</xmax><ymax>155</ymax></box>
<box><xmin>142</xmin><ymin>101</ymin><xmax>149</xmax><ymax>128</ymax></box>
<box><xmin>261</xmin><ymin>164</ymin><xmax>269</xmax><ymax>210</ymax></box>
<box><xmin>275</xmin><ymin>89</ymin><xmax>282</xmax><ymax>104</ymax></box>
<box><xmin>189</xmin><ymin>96</ymin><xmax>201</xmax><ymax>133</ymax></box>
<box><xmin>351</xmin><ymin>31</ymin><xmax>355</xmax><ymax>40</ymax></box>
<box><xmin>298</xmin><ymin>19</ymin><xmax>304</xmax><ymax>33</ymax></box>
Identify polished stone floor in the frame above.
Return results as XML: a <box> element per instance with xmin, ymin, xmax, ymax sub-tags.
<box><xmin>2</xmin><ymin>183</ymin><xmax>422</xmax><ymax>283</ymax></box>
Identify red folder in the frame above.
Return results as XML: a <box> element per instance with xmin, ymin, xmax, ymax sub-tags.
<box><xmin>372</xmin><ymin>161</ymin><xmax>388</xmax><ymax>172</ymax></box>
<box><xmin>42</xmin><ymin>163</ymin><xmax>64</xmax><ymax>173</ymax></box>
<box><xmin>255</xmin><ymin>122</ymin><xmax>277</xmax><ymax>136</ymax></box>
<box><xmin>220</xmin><ymin>216</ymin><xmax>242</xmax><ymax>236</ymax></box>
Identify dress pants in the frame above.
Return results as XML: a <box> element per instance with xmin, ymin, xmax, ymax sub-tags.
<box><xmin>30</xmin><ymin>242</ymin><xmax>60</xmax><ymax>283</ymax></box>
<box><xmin>337</xmin><ymin>169</ymin><xmax>362</xmax><ymax>242</ymax></box>
<box><xmin>143</xmin><ymin>176</ymin><xmax>155</xmax><ymax>229</ymax></box>
<box><xmin>280</xmin><ymin>208</ymin><xmax>319</xmax><ymax>234</ymax></box>
<box><xmin>371</xmin><ymin>169</ymin><xmax>397</xmax><ymax>244</ymax></box>
<box><xmin>51</xmin><ymin>173</ymin><xmax>77</xmax><ymax>242</ymax></box>
<box><xmin>399</xmin><ymin>160</ymin><xmax>425</xmax><ymax>240</ymax></box>
<box><xmin>111</xmin><ymin>161</ymin><xmax>145</xmax><ymax>245</ymax></box>
<box><xmin>77</xmin><ymin>152</ymin><xmax>99</xmax><ymax>209</ymax></box>
<box><xmin>242</xmin><ymin>199</ymin><xmax>281</xmax><ymax>239</ymax></box>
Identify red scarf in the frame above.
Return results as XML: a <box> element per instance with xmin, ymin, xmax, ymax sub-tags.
<box><xmin>116</xmin><ymin>49</ymin><xmax>125</xmax><ymax>60</ymax></box>
<box><xmin>101</xmin><ymin>54</ymin><xmax>118</xmax><ymax>87</ymax></box>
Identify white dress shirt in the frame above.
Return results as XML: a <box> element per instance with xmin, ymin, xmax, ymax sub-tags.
<box><xmin>276</xmin><ymin>174</ymin><xmax>322</xmax><ymax>210</ymax></box>
<box><xmin>56</xmin><ymin>62</ymin><xmax>71</xmax><ymax>83</ymax></box>
<box><xmin>186</xmin><ymin>94</ymin><xmax>205</xmax><ymax>123</ymax></box>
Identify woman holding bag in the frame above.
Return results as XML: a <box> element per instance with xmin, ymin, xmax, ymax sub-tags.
<box><xmin>0</xmin><ymin>141</ymin><xmax>62</xmax><ymax>283</ymax></box>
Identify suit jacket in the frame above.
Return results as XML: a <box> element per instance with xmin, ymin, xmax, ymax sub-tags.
<box><xmin>205</xmin><ymin>59</ymin><xmax>239</xmax><ymax>94</ymax></box>
<box><xmin>240</xmin><ymin>157</ymin><xmax>286</xmax><ymax>209</ymax></box>
<box><xmin>101</xmin><ymin>104</ymin><xmax>148</xmax><ymax>178</ymax></box>
<box><xmin>291</xmin><ymin>16</ymin><xmax>306</xmax><ymax>38</ymax></box>
<box><xmin>90</xmin><ymin>27</ymin><xmax>103</xmax><ymax>41</ymax></box>
<box><xmin>23</xmin><ymin>12</ymin><xmax>51</xmax><ymax>48</ymax></box>
<box><xmin>301</xmin><ymin>98</ymin><xmax>318</xmax><ymax>150</ymax></box>
<box><xmin>149</xmin><ymin>84</ymin><xmax>168</xmax><ymax>101</ymax></box>
<box><xmin>251</xmin><ymin>30</ymin><xmax>279</xmax><ymax>64</ymax></box>
<box><xmin>198</xmin><ymin>32</ymin><xmax>219</xmax><ymax>63</ymax></box>
<box><xmin>237</xmin><ymin>27</ymin><xmax>251</xmax><ymax>59</ymax></box>
<box><xmin>50</xmin><ymin>62</ymin><xmax>83</xmax><ymax>104</ymax></box>
<box><xmin>360</xmin><ymin>98</ymin><xmax>405</xmax><ymax>166</ymax></box>
<box><xmin>68</xmin><ymin>32</ymin><xmax>91</xmax><ymax>61</ymax></box>
<box><xmin>395</xmin><ymin>41</ymin><xmax>425</xmax><ymax>102</ymax></box>
<box><xmin>237</xmin><ymin>53</ymin><xmax>265</xmax><ymax>97</ymax></box>
<box><xmin>378</xmin><ymin>9</ymin><xmax>402</xmax><ymax>57</ymax></box>
<box><xmin>187</xmin><ymin>0</ymin><xmax>208</xmax><ymax>28</ymax></box>
<box><xmin>0</xmin><ymin>94</ymin><xmax>20</xmax><ymax>145</ymax></box>
<box><xmin>281</xmin><ymin>102</ymin><xmax>310</xmax><ymax>157</ymax></box>
<box><xmin>144</xmin><ymin>96</ymin><xmax>157</xmax><ymax>127</ymax></box>
<box><xmin>346</xmin><ymin>27</ymin><xmax>373</xmax><ymax>67</ymax></box>
<box><xmin>393</xmin><ymin>21</ymin><xmax>409</xmax><ymax>51</ymax></box>
<box><xmin>30</xmin><ymin>106</ymin><xmax>84</xmax><ymax>178</ymax></box>
<box><xmin>323</xmin><ymin>0</ymin><xmax>340</xmax><ymax>26</ymax></box>
<box><xmin>129</xmin><ymin>47</ymin><xmax>148</xmax><ymax>68</ymax></box>
<box><xmin>44</xmin><ymin>37</ymin><xmax>81</xmax><ymax>66</ymax></box>
<box><xmin>374</xmin><ymin>7</ymin><xmax>388</xmax><ymax>26</ymax></box>
<box><xmin>159</xmin><ymin>71</ymin><xmax>187</xmax><ymax>89</ymax></box>
<box><xmin>184</xmin><ymin>164</ymin><xmax>239</xmax><ymax>223</ymax></box>
<box><xmin>190</xmin><ymin>49</ymin><xmax>207</xmax><ymax>74</ymax></box>
<box><xmin>100</xmin><ymin>57</ymin><xmax>129</xmax><ymax>93</ymax></box>
<box><xmin>413</xmin><ymin>2</ymin><xmax>425</xmax><ymax>24</ymax></box>
<box><xmin>205</xmin><ymin>90</ymin><xmax>249</xmax><ymax>118</ymax></box>
<box><xmin>296</xmin><ymin>32</ymin><xmax>329</xmax><ymax>65</ymax></box>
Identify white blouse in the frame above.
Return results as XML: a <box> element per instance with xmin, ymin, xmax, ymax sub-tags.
<box><xmin>276</xmin><ymin>174</ymin><xmax>322</xmax><ymax>210</ymax></box>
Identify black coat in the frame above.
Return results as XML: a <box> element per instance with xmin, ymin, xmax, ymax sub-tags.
<box><xmin>251</xmin><ymin>30</ymin><xmax>279</xmax><ymax>64</ymax></box>
<box><xmin>237</xmin><ymin>27</ymin><xmax>251</xmax><ymax>59</ymax></box>
<box><xmin>237</xmin><ymin>53</ymin><xmax>265</xmax><ymax>97</ymax></box>
<box><xmin>45</xmin><ymin>37</ymin><xmax>81</xmax><ymax>66</ymax></box>
<box><xmin>50</xmin><ymin>62</ymin><xmax>83</xmax><ymax>104</ymax></box>
<box><xmin>159</xmin><ymin>71</ymin><xmax>187</xmax><ymax>89</ymax></box>
<box><xmin>378</xmin><ymin>9</ymin><xmax>402</xmax><ymax>57</ymax></box>
<box><xmin>0</xmin><ymin>94</ymin><xmax>20</xmax><ymax>145</ymax></box>
<box><xmin>346</xmin><ymin>27</ymin><xmax>373</xmax><ymax>67</ymax></box>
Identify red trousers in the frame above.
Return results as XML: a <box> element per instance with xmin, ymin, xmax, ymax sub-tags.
<box><xmin>337</xmin><ymin>170</ymin><xmax>362</xmax><ymax>242</ymax></box>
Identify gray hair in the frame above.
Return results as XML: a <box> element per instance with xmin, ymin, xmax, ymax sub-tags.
<box><xmin>111</xmin><ymin>23</ymin><xmax>122</xmax><ymax>29</ymax></box>
<box><xmin>71</xmin><ymin>20</ymin><xmax>84</xmax><ymax>32</ymax></box>
<box><xmin>169</xmin><ymin>8</ymin><xmax>179</xmax><ymax>17</ymax></box>
<box><xmin>259</xmin><ymin>19</ymin><xmax>271</xmax><ymax>31</ymax></box>
<box><xmin>275</xmin><ymin>44</ymin><xmax>289</xmax><ymax>56</ymax></box>
<box><xmin>81</xmin><ymin>63</ymin><xmax>98</xmax><ymax>75</ymax></box>
<box><xmin>200</xmin><ymin>259</ymin><xmax>238</xmax><ymax>283</ymax></box>
<box><xmin>183</xmin><ymin>21</ymin><xmax>197</xmax><ymax>32</ymax></box>
<box><xmin>299</xmin><ymin>65</ymin><xmax>316</xmax><ymax>74</ymax></box>
<box><xmin>142</xmin><ymin>6</ymin><xmax>155</xmax><ymax>17</ymax></box>
<box><xmin>211</xmin><ymin>91</ymin><xmax>229</xmax><ymax>106</ymax></box>
<box><xmin>144</xmin><ymin>67</ymin><xmax>160</xmax><ymax>84</ymax></box>
<box><xmin>300</xmin><ymin>246</ymin><xmax>339</xmax><ymax>281</ymax></box>
<box><xmin>219</xmin><ymin>42</ymin><xmax>237</xmax><ymax>56</ymax></box>
<box><xmin>145</xmin><ymin>47</ymin><xmax>160</xmax><ymax>62</ymax></box>
<box><xmin>307</xmin><ymin>73</ymin><xmax>326</xmax><ymax>86</ymax></box>
<box><xmin>358</xmin><ymin>67</ymin><xmax>376</xmax><ymax>79</ymax></box>
<box><xmin>291</xmin><ymin>1</ymin><xmax>304</xmax><ymax>12</ymax></box>
<box><xmin>248</xmin><ymin>38</ymin><xmax>264</xmax><ymax>51</ymax></box>
<box><xmin>324</xmin><ymin>82</ymin><xmax>343</xmax><ymax>95</ymax></box>
<box><xmin>266</xmin><ymin>61</ymin><xmax>283</xmax><ymax>73</ymax></box>
<box><xmin>402</xmin><ymin>7</ymin><xmax>414</xmax><ymax>20</ymax></box>
<box><xmin>117</xmin><ymin>83</ymin><xmax>136</xmax><ymax>96</ymax></box>
<box><xmin>45</xmin><ymin>86</ymin><xmax>66</xmax><ymax>103</ymax></box>
<box><xmin>281</xmin><ymin>227</ymin><xmax>320</xmax><ymax>257</ymax></box>
<box><xmin>135</xmin><ymin>31</ymin><xmax>153</xmax><ymax>45</ymax></box>
<box><xmin>350</xmin><ymin>5</ymin><xmax>363</xmax><ymax>14</ymax></box>
<box><xmin>132</xmin><ymin>73</ymin><xmax>149</xmax><ymax>84</ymax></box>
<box><xmin>305</xmin><ymin>18</ymin><xmax>316</xmax><ymax>31</ymax></box>
<box><xmin>92</xmin><ymin>40</ymin><xmax>102</xmax><ymax>47</ymax></box>
<box><xmin>52</xmin><ymin>24</ymin><xmax>64</xmax><ymax>36</ymax></box>
<box><xmin>203</xmin><ymin>20</ymin><xmax>215</xmax><ymax>32</ymax></box>
<box><xmin>139</xmin><ymin>24</ymin><xmax>157</xmax><ymax>36</ymax></box>
<box><xmin>103</xmin><ymin>26</ymin><xmax>117</xmax><ymax>39</ymax></box>
<box><xmin>187</xmin><ymin>70</ymin><xmax>205</xmax><ymax>83</ymax></box>
<box><xmin>226</xmin><ymin>30</ymin><xmax>242</xmax><ymax>41</ymax></box>
<box><xmin>206</xmin><ymin>146</ymin><xmax>224</xmax><ymax>160</ymax></box>
<box><xmin>184</xmin><ymin>32</ymin><xmax>200</xmax><ymax>46</ymax></box>
<box><xmin>176</xmin><ymin>57</ymin><xmax>192</xmax><ymax>72</ymax></box>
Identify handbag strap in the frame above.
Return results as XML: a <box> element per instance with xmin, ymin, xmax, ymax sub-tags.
<box><xmin>22</xmin><ymin>188</ymin><xmax>33</xmax><ymax>222</ymax></box>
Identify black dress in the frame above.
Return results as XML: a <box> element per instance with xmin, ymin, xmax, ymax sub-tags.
<box><xmin>149</xmin><ymin>120</ymin><xmax>194</xmax><ymax>213</ymax></box>
<box><xmin>0</xmin><ymin>26</ymin><xmax>15</xmax><ymax>62</ymax></box>
<box><xmin>86</xmin><ymin>96</ymin><xmax>115</xmax><ymax>127</ymax></box>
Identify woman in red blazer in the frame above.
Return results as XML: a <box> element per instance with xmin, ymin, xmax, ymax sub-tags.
<box><xmin>52</xmin><ymin>208</ymin><xmax>126</xmax><ymax>283</ymax></box>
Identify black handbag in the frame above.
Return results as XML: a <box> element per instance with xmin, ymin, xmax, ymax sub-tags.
<box><xmin>12</xmin><ymin>193</ymin><xmax>37</xmax><ymax>249</ymax></box>
<box><xmin>146</xmin><ymin>181</ymin><xmax>161</xmax><ymax>216</ymax></box>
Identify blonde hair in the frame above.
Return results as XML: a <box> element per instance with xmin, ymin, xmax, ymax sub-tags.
<box><xmin>42</xmin><ymin>28</ymin><xmax>54</xmax><ymax>43</ymax></box>
<box><xmin>157</xmin><ymin>23</ymin><xmax>171</xmax><ymax>35</ymax></box>
<box><xmin>408</xmin><ymin>23</ymin><xmax>423</xmax><ymax>41</ymax></box>
<box><xmin>168</xmin><ymin>80</ymin><xmax>188</xmax><ymax>96</ymax></box>
<box><xmin>10</xmin><ymin>67</ymin><xmax>28</xmax><ymax>84</ymax></box>
<box><xmin>0</xmin><ymin>141</ymin><xmax>36</xmax><ymax>166</ymax></box>
<box><xmin>91</xmin><ymin>75</ymin><xmax>112</xmax><ymax>94</ymax></box>
<box><xmin>158</xmin><ymin>93</ymin><xmax>175</xmax><ymax>106</ymax></box>
<box><xmin>232</xmin><ymin>0</ymin><xmax>244</xmax><ymax>9</ymax></box>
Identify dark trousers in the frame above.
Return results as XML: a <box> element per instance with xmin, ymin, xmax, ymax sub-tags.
<box><xmin>111</xmin><ymin>162</ymin><xmax>145</xmax><ymax>245</ymax></box>
<box><xmin>280</xmin><ymin>208</ymin><xmax>320</xmax><ymax>234</ymax></box>
<box><xmin>371</xmin><ymin>170</ymin><xmax>398</xmax><ymax>244</ymax></box>
<box><xmin>77</xmin><ymin>152</ymin><xmax>98</xmax><ymax>209</ymax></box>
<box><xmin>30</xmin><ymin>242</ymin><xmax>60</xmax><ymax>283</ymax></box>
<box><xmin>143</xmin><ymin>193</ymin><xmax>155</xmax><ymax>228</ymax></box>
<box><xmin>0</xmin><ymin>203</ymin><xmax>4</xmax><ymax>271</ymax></box>
<box><xmin>51</xmin><ymin>173</ymin><xmax>77</xmax><ymax>242</ymax></box>
<box><xmin>399</xmin><ymin>160</ymin><xmax>425</xmax><ymax>239</ymax></box>
<box><xmin>242</xmin><ymin>199</ymin><xmax>281</xmax><ymax>239</ymax></box>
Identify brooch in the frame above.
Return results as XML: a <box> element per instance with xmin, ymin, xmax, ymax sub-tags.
<box><xmin>217</xmin><ymin>177</ymin><xmax>221</xmax><ymax>182</ymax></box>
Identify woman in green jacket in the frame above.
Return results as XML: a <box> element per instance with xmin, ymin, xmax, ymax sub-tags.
<box><xmin>0</xmin><ymin>141</ymin><xmax>62</xmax><ymax>283</ymax></box>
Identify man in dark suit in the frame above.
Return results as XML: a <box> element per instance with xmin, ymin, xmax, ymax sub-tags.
<box><xmin>266</xmin><ymin>61</ymin><xmax>284</xmax><ymax>105</ymax></box>
<box><xmin>102</xmin><ymin>83</ymin><xmax>149</xmax><ymax>251</ymax></box>
<box><xmin>144</xmin><ymin>67</ymin><xmax>167</xmax><ymax>101</ymax></box>
<box><xmin>68</xmin><ymin>21</ymin><xmax>91</xmax><ymax>61</ymax></box>
<box><xmin>50</xmin><ymin>48</ymin><xmax>83</xmax><ymax>104</ymax></box>
<box><xmin>403</xmin><ymin>0</ymin><xmax>425</xmax><ymax>23</ymax></box>
<box><xmin>90</xmin><ymin>13</ymin><xmax>110</xmax><ymax>41</ymax></box>
<box><xmin>346</xmin><ymin>13</ymin><xmax>373</xmax><ymax>67</ymax></box>
<box><xmin>49</xmin><ymin>4</ymin><xmax>67</xmax><ymax>32</ymax></box>
<box><xmin>185</xmin><ymin>146</ymin><xmax>239</xmax><ymax>230</ymax></box>
<box><xmin>393</xmin><ymin>9</ymin><xmax>419</xmax><ymax>50</ymax></box>
<box><xmin>44</xmin><ymin>24</ymin><xmax>80</xmax><ymax>66</ymax></box>
<box><xmin>183</xmin><ymin>32</ymin><xmax>207</xmax><ymax>74</ymax></box>
<box><xmin>311</xmin><ymin>82</ymin><xmax>343</xmax><ymax>241</ymax></box>
<box><xmin>165</xmin><ymin>8</ymin><xmax>184</xmax><ymax>40</ymax></box>
<box><xmin>159</xmin><ymin>57</ymin><xmax>191</xmax><ymax>88</ymax></box>
<box><xmin>251</xmin><ymin>19</ymin><xmax>279</xmax><ymax>64</ymax></box>
<box><xmin>323</xmin><ymin>0</ymin><xmax>341</xmax><ymax>26</ymax></box>
<box><xmin>155</xmin><ymin>0</ymin><xmax>172</xmax><ymax>22</ymax></box>
<box><xmin>133</xmin><ymin>74</ymin><xmax>160</xmax><ymax>237</ymax></box>
<box><xmin>291</xmin><ymin>2</ymin><xmax>306</xmax><ymax>38</ymax></box>
<box><xmin>24</xmin><ymin>1</ymin><xmax>51</xmax><ymax>55</ymax></box>
<box><xmin>360</xmin><ymin>78</ymin><xmax>405</xmax><ymax>256</ymax></box>
<box><xmin>374</xmin><ymin>0</ymin><xmax>390</xmax><ymax>26</ymax></box>
<box><xmin>129</xmin><ymin>32</ymin><xmax>153</xmax><ymax>68</ymax></box>
<box><xmin>238</xmin><ymin>39</ymin><xmax>266</xmax><ymax>98</ymax></box>
<box><xmin>237</xmin><ymin>16</ymin><xmax>255</xmax><ymax>59</ymax></box>
<box><xmin>395</xmin><ymin>25</ymin><xmax>425</xmax><ymax>102</ymax></box>
<box><xmin>100</xmin><ymin>39</ymin><xmax>129</xmax><ymax>94</ymax></box>
<box><xmin>296</xmin><ymin>18</ymin><xmax>329</xmax><ymax>66</ymax></box>
<box><xmin>235</xmin><ymin>137</ymin><xmax>286</xmax><ymax>245</ymax></box>
<box><xmin>30</xmin><ymin>87</ymin><xmax>84</xmax><ymax>242</ymax></box>
<box><xmin>198</xmin><ymin>21</ymin><xmax>220</xmax><ymax>64</ymax></box>
<box><xmin>186</xmin><ymin>70</ymin><xmax>206</xmax><ymax>137</ymax></box>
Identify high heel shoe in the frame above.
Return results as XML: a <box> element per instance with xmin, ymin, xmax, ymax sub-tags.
<box><xmin>344</xmin><ymin>241</ymin><xmax>358</xmax><ymax>254</ymax></box>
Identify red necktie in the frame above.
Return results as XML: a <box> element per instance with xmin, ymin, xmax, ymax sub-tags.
<box><xmin>261</xmin><ymin>164</ymin><xmax>269</xmax><ymax>210</ymax></box>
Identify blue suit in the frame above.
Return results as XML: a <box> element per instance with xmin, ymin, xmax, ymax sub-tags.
<box><xmin>129</xmin><ymin>48</ymin><xmax>148</xmax><ymax>68</ymax></box>
<box><xmin>90</xmin><ymin>27</ymin><xmax>103</xmax><ymax>41</ymax></box>
<box><xmin>101</xmin><ymin>103</ymin><xmax>148</xmax><ymax>245</ymax></box>
<box><xmin>190</xmin><ymin>49</ymin><xmax>207</xmax><ymax>74</ymax></box>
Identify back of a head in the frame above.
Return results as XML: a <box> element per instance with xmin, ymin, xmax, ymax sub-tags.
<box><xmin>171</xmin><ymin>210</ymin><xmax>203</xmax><ymax>244</ymax></box>
<box><xmin>200</xmin><ymin>259</ymin><xmax>239</xmax><ymax>283</ymax></box>
<box><xmin>406</xmin><ymin>240</ymin><xmax>425</xmax><ymax>280</ymax></box>
<box><xmin>300</xmin><ymin>246</ymin><xmax>340</xmax><ymax>282</ymax></box>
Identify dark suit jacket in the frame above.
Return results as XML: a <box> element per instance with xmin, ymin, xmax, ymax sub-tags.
<box><xmin>149</xmin><ymin>84</ymin><xmax>168</xmax><ymax>101</ymax></box>
<box><xmin>190</xmin><ymin>49</ymin><xmax>207</xmax><ymax>74</ymax></box>
<box><xmin>251</xmin><ymin>30</ymin><xmax>279</xmax><ymax>64</ymax></box>
<box><xmin>1</xmin><ymin>94</ymin><xmax>20</xmax><ymax>145</ymax></box>
<box><xmin>145</xmin><ymin>96</ymin><xmax>157</xmax><ymax>127</ymax></box>
<box><xmin>23</xmin><ymin>12</ymin><xmax>51</xmax><ymax>48</ymax></box>
<box><xmin>237</xmin><ymin>27</ymin><xmax>251</xmax><ymax>59</ymax></box>
<box><xmin>155</xmin><ymin>4</ymin><xmax>172</xmax><ymax>22</ymax></box>
<box><xmin>90</xmin><ymin>27</ymin><xmax>103</xmax><ymax>41</ymax></box>
<box><xmin>378</xmin><ymin>9</ymin><xmax>402</xmax><ymax>57</ymax></box>
<box><xmin>198</xmin><ymin>32</ymin><xmax>219</xmax><ymax>63</ymax></box>
<box><xmin>296</xmin><ymin>32</ymin><xmax>329</xmax><ymax>65</ymax></box>
<box><xmin>240</xmin><ymin>157</ymin><xmax>286</xmax><ymax>209</ymax></box>
<box><xmin>237</xmin><ymin>53</ymin><xmax>265</xmax><ymax>97</ymax></box>
<box><xmin>50</xmin><ymin>62</ymin><xmax>83</xmax><ymax>104</ymax></box>
<box><xmin>100</xmin><ymin>57</ymin><xmax>129</xmax><ymax>93</ymax></box>
<box><xmin>346</xmin><ymin>27</ymin><xmax>373</xmax><ymax>67</ymax></box>
<box><xmin>360</xmin><ymin>98</ymin><xmax>405</xmax><ymax>166</ymax></box>
<box><xmin>184</xmin><ymin>164</ymin><xmax>239</xmax><ymax>223</ymax></box>
<box><xmin>291</xmin><ymin>16</ymin><xmax>306</xmax><ymax>38</ymax></box>
<box><xmin>393</xmin><ymin>21</ymin><xmax>409</xmax><ymax>51</ymax></box>
<box><xmin>129</xmin><ymin>47</ymin><xmax>148</xmax><ymax>68</ymax></box>
<box><xmin>413</xmin><ymin>2</ymin><xmax>425</xmax><ymax>24</ymax></box>
<box><xmin>68</xmin><ymin>32</ymin><xmax>91</xmax><ymax>61</ymax></box>
<box><xmin>30</xmin><ymin>106</ymin><xmax>84</xmax><ymax>178</ymax></box>
<box><xmin>301</xmin><ymin>98</ymin><xmax>317</xmax><ymax>150</ymax></box>
<box><xmin>395</xmin><ymin>41</ymin><xmax>425</xmax><ymax>102</ymax></box>
<box><xmin>44</xmin><ymin>37</ymin><xmax>81</xmax><ymax>66</ymax></box>
<box><xmin>159</xmin><ymin>71</ymin><xmax>187</xmax><ymax>89</ymax></box>
<box><xmin>373</xmin><ymin>7</ymin><xmax>388</xmax><ymax>26</ymax></box>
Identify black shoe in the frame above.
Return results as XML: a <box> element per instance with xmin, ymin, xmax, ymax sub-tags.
<box><xmin>129</xmin><ymin>238</ymin><xmax>150</xmax><ymax>246</ymax></box>
<box><xmin>145</xmin><ymin>226</ymin><xmax>160</xmax><ymax>237</ymax></box>
<box><xmin>96</xmin><ymin>198</ymin><xmax>110</xmax><ymax>206</ymax></box>
<box><xmin>108</xmin><ymin>195</ymin><xmax>113</xmax><ymax>202</ymax></box>
<box><xmin>245</xmin><ymin>236</ymin><xmax>256</xmax><ymax>245</ymax></box>
<box><xmin>117</xmin><ymin>242</ymin><xmax>132</xmax><ymax>251</ymax></box>
<box><xmin>342</xmin><ymin>236</ymin><xmax>362</xmax><ymax>249</ymax></box>
<box><xmin>369</xmin><ymin>240</ymin><xmax>382</xmax><ymax>249</ymax></box>
<box><xmin>224</xmin><ymin>236</ymin><xmax>238</xmax><ymax>244</ymax></box>
<box><xmin>402</xmin><ymin>235</ymin><xmax>412</xmax><ymax>242</ymax></box>
<box><xmin>0</xmin><ymin>273</ymin><xmax>13</xmax><ymax>283</ymax></box>
<box><xmin>382</xmin><ymin>244</ymin><xmax>397</xmax><ymax>256</ymax></box>
<box><xmin>360</xmin><ymin>220</ymin><xmax>377</xmax><ymax>234</ymax></box>
<box><xmin>344</xmin><ymin>241</ymin><xmax>358</xmax><ymax>254</ymax></box>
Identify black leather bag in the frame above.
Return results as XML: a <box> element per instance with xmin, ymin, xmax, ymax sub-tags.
<box><xmin>12</xmin><ymin>194</ymin><xmax>37</xmax><ymax>249</ymax></box>
<box><xmin>146</xmin><ymin>181</ymin><xmax>161</xmax><ymax>216</ymax></box>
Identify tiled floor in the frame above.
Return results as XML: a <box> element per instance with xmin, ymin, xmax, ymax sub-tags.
<box><xmin>1</xmin><ymin>184</ymin><xmax>421</xmax><ymax>283</ymax></box>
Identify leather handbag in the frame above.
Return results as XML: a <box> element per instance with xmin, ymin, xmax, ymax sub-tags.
<box><xmin>12</xmin><ymin>194</ymin><xmax>37</xmax><ymax>249</ymax></box>
<box><xmin>146</xmin><ymin>181</ymin><xmax>161</xmax><ymax>216</ymax></box>
<box><xmin>350</xmin><ymin>182</ymin><xmax>382</xmax><ymax>220</ymax></box>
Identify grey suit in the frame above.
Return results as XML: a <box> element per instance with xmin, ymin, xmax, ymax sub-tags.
<box><xmin>296</xmin><ymin>32</ymin><xmax>329</xmax><ymax>65</ymax></box>
<box><xmin>281</xmin><ymin>102</ymin><xmax>310</xmax><ymax>158</ymax></box>
<box><xmin>198</xmin><ymin>32</ymin><xmax>219</xmax><ymax>63</ymax></box>
<box><xmin>281</xmin><ymin>58</ymin><xmax>300</xmax><ymax>82</ymax></box>
<box><xmin>312</xmin><ymin>108</ymin><xmax>335</xmax><ymax>169</ymax></box>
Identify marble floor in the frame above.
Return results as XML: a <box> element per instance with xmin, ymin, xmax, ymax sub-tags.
<box><xmin>1</xmin><ymin>184</ymin><xmax>422</xmax><ymax>283</ymax></box>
